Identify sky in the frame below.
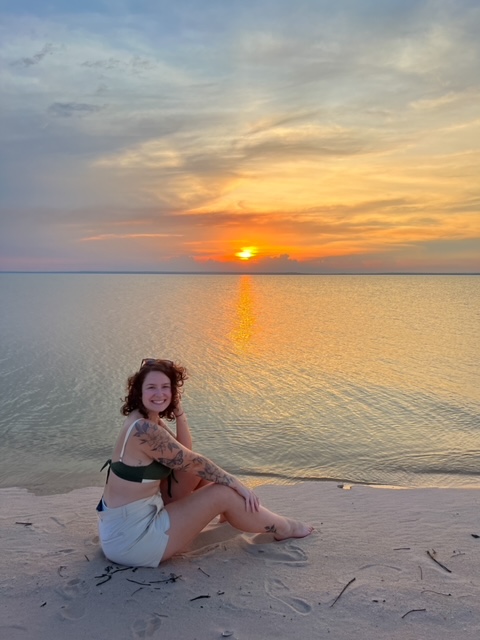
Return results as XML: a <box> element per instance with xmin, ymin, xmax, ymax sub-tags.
<box><xmin>1</xmin><ymin>0</ymin><xmax>479</xmax><ymax>273</ymax></box>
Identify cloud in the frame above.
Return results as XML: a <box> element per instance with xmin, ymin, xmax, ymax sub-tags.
<box><xmin>10</xmin><ymin>42</ymin><xmax>55</xmax><ymax>67</ymax></box>
<box><xmin>0</xmin><ymin>1</ymin><xmax>479</xmax><ymax>272</ymax></box>
<box><xmin>48</xmin><ymin>102</ymin><xmax>105</xmax><ymax>117</ymax></box>
<box><xmin>80</xmin><ymin>233</ymin><xmax>182</xmax><ymax>242</ymax></box>
<box><xmin>81</xmin><ymin>56</ymin><xmax>156</xmax><ymax>72</ymax></box>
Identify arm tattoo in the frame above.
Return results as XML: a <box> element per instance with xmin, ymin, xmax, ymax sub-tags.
<box><xmin>134</xmin><ymin>419</ymin><xmax>180</xmax><ymax>455</ymax></box>
<box><xmin>191</xmin><ymin>455</ymin><xmax>234</xmax><ymax>486</ymax></box>
<box><xmin>155</xmin><ymin>450</ymin><xmax>186</xmax><ymax>469</ymax></box>
<box><xmin>133</xmin><ymin>420</ymin><xmax>233</xmax><ymax>482</ymax></box>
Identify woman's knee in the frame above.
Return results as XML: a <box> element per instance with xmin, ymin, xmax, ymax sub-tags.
<box><xmin>205</xmin><ymin>483</ymin><xmax>237</xmax><ymax>507</ymax></box>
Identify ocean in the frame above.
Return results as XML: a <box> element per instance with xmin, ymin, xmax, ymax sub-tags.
<box><xmin>0</xmin><ymin>273</ymin><xmax>478</xmax><ymax>494</ymax></box>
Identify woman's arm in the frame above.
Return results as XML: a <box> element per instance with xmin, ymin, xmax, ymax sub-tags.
<box><xmin>173</xmin><ymin>402</ymin><xmax>192</xmax><ymax>449</ymax></box>
<box><xmin>158</xmin><ymin>418</ymin><xmax>176</xmax><ymax>438</ymax></box>
<box><xmin>158</xmin><ymin>402</ymin><xmax>192</xmax><ymax>448</ymax></box>
<box><xmin>133</xmin><ymin>418</ymin><xmax>259</xmax><ymax>511</ymax></box>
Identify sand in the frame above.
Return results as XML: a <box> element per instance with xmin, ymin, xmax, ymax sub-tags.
<box><xmin>1</xmin><ymin>481</ymin><xmax>480</xmax><ymax>639</ymax></box>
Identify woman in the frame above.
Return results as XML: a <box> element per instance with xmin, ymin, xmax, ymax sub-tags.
<box><xmin>97</xmin><ymin>359</ymin><xmax>313</xmax><ymax>567</ymax></box>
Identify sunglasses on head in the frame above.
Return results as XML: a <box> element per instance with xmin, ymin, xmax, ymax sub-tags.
<box><xmin>140</xmin><ymin>358</ymin><xmax>174</xmax><ymax>368</ymax></box>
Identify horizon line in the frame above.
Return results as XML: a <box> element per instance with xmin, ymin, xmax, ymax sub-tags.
<box><xmin>1</xmin><ymin>270</ymin><xmax>479</xmax><ymax>276</ymax></box>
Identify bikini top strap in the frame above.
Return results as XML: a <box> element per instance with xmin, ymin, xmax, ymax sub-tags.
<box><xmin>118</xmin><ymin>419</ymin><xmax>142</xmax><ymax>461</ymax></box>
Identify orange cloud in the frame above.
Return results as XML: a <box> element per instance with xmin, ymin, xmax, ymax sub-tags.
<box><xmin>80</xmin><ymin>233</ymin><xmax>182</xmax><ymax>242</ymax></box>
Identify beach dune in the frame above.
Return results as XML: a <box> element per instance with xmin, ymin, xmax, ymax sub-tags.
<box><xmin>1</xmin><ymin>482</ymin><xmax>479</xmax><ymax>639</ymax></box>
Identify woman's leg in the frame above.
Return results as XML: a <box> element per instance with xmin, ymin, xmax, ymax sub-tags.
<box><xmin>162</xmin><ymin>484</ymin><xmax>313</xmax><ymax>561</ymax></box>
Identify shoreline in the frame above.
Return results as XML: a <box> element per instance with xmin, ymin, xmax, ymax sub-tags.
<box><xmin>2</xmin><ymin>481</ymin><xmax>480</xmax><ymax>639</ymax></box>
<box><xmin>3</xmin><ymin>471</ymin><xmax>480</xmax><ymax>497</ymax></box>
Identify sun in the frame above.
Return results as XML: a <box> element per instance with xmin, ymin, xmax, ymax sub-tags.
<box><xmin>235</xmin><ymin>246</ymin><xmax>258</xmax><ymax>261</ymax></box>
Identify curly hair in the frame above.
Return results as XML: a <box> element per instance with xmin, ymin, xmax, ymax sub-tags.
<box><xmin>121</xmin><ymin>360</ymin><xmax>188</xmax><ymax>420</ymax></box>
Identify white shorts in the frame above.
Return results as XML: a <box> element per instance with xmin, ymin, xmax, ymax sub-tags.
<box><xmin>97</xmin><ymin>493</ymin><xmax>170</xmax><ymax>568</ymax></box>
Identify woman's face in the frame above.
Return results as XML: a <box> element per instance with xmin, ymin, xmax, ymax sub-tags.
<box><xmin>141</xmin><ymin>370</ymin><xmax>172</xmax><ymax>415</ymax></box>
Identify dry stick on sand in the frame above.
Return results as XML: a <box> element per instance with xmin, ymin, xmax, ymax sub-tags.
<box><xmin>330</xmin><ymin>577</ymin><xmax>356</xmax><ymax>608</ymax></box>
<box><xmin>426</xmin><ymin>550</ymin><xmax>452</xmax><ymax>573</ymax></box>
<box><xmin>95</xmin><ymin>565</ymin><xmax>134</xmax><ymax>586</ymax></box>
<box><xmin>150</xmin><ymin>574</ymin><xmax>182</xmax><ymax>584</ymax></box>
<box><xmin>402</xmin><ymin>608</ymin><xmax>427</xmax><ymax>619</ymax></box>
<box><xmin>126</xmin><ymin>574</ymin><xmax>182</xmax><ymax>586</ymax></box>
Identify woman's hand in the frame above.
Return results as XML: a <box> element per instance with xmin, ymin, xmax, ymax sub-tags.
<box><xmin>232</xmin><ymin>479</ymin><xmax>260</xmax><ymax>512</ymax></box>
<box><xmin>134</xmin><ymin>421</ymin><xmax>257</xmax><ymax>510</ymax></box>
<box><xmin>174</xmin><ymin>401</ymin><xmax>184</xmax><ymax>418</ymax></box>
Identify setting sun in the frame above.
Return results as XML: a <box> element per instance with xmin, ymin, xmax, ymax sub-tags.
<box><xmin>235</xmin><ymin>247</ymin><xmax>258</xmax><ymax>261</ymax></box>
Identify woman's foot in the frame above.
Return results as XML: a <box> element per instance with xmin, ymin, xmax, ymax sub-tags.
<box><xmin>273</xmin><ymin>519</ymin><xmax>314</xmax><ymax>541</ymax></box>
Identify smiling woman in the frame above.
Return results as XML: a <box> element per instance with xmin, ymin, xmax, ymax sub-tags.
<box><xmin>97</xmin><ymin>357</ymin><xmax>313</xmax><ymax>567</ymax></box>
<box><xmin>235</xmin><ymin>247</ymin><xmax>258</xmax><ymax>260</ymax></box>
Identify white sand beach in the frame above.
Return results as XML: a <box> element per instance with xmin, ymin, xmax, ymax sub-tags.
<box><xmin>1</xmin><ymin>481</ymin><xmax>480</xmax><ymax>640</ymax></box>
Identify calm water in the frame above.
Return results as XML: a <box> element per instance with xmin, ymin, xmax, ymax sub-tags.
<box><xmin>0</xmin><ymin>273</ymin><xmax>479</xmax><ymax>495</ymax></box>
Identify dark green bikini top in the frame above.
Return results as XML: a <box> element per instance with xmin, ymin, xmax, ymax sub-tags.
<box><xmin>101</xmin><ymin>419</ymin><xmax>173</xmax><ymax>484</ymax></box>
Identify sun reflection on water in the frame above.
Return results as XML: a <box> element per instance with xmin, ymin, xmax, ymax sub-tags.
<box><xmin>230</xmin><ymin>275</ymin><xmax>256</xmax><ymax>353</ymax></box>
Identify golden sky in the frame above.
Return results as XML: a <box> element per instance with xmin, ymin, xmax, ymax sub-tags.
<box><xmin>1</xmin><ymin>1</ymin><xmax>479</xmax><ymax>272</ymax></box>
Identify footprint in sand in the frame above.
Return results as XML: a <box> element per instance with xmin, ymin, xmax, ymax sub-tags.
<box><xmin>240</xmin><ymin>538</ymin><xmax>309</xmax><ymax>566</ymax></box>
<box><xmin>44</xmin><ymin>548</ymin><xmax>75</xmax><ymax>558</ymax></box>
<box><xmin>0</xmin><ymin>625</ymin><xmax>29</xmax><ymax>639</ymax></box>
<box><xmin>57</xmin><ymin>578</ymin><xmax>89</xmax><ymax>620</ymax></box>
<box><xmin>131</xmin><ymin>613</ymin><xmax>165</xmax><ymax>639</ymax></box>
<box><xmin>358</xmin><ymin>563</ymin><xmax>403</xmax><ymax>580</ymax></box>
<box><xmin>264</xmin><ymin>578</ymin><xmax>312</xmax><ymax>615</ymax></box>
<box><xmin>58</xmin><ymin>600</ymin><xmax>86</xmax><ymax>621</ymax></box>
<box><xmin>57</xmin><ymin>578</ymin><xmax>90</xmax><ymax>599</ymax></box>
